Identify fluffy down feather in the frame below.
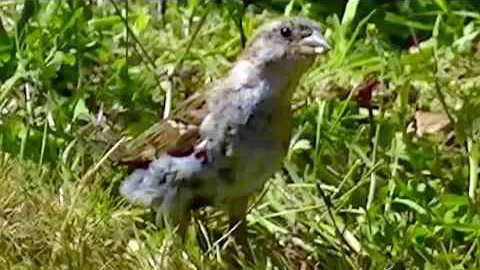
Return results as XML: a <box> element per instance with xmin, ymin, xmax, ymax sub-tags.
<box><xmin>119</xmin><ymin>150</ymin><xmax>207</xmax><ymax>213</ymax></box>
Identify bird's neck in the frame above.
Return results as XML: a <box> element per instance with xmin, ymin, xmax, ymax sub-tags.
<box><xmin>227</xmin><ymin>59</ymin><xmax>304</xmax><ymax>100</ymax></box>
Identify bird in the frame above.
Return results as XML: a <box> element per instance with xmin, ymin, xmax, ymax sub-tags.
<box><xmin>117</xmin><ymin>16</ymin><xmax>330</xmax><ymax>257</ymax></box>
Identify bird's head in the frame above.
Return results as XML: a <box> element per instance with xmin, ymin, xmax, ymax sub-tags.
<box><xmin>240</xmin><ymin>17</ymin><xmax>330</xmax><ymax>72</ymax></box>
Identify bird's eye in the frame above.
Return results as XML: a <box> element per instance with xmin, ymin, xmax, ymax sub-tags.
<box><xmin>280</xmin><ymin>27</ymin><xmax>292</xmax><ymax>38</ymax></box>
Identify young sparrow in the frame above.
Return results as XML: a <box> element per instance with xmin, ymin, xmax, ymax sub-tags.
<box><xmin>118</xmin><ymin>17</ymin><xmax>329</xmax><ymax>254</ymax></box>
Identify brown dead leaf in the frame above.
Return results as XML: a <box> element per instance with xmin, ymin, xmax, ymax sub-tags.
<box><xmin>415</xmin><ymin>111</ymin><xmax>451</xmax><ymax>137</ymax></box>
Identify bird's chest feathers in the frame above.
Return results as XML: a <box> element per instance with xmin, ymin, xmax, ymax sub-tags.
<box><xmin>198</xmin><ymin>82</ymin><xmax>291</xmax><ymax>198</ymax></box>
<box><xmin>198</xmin><ymin>59</ymin><xmax>296</xmax><ymax>188</ymax></box>
<box><xmin>202</xmin><ymin>75</ymin><xmax>292</xmax><ymax>173</ymax></box>
<box><xmin>204</xmin><ymin>78</ymin><xmax>291</xmax><ymax>147</ymax></box>
<box><xmin>237</xmin><ymin>87</ymin><xmax>291</xmax><ymax>142</ymax></box>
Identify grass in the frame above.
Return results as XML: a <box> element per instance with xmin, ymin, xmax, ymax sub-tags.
<box><xmin>1</xmin><ymin>0</ymin><xmax>480</xmax><ymax>269</ymax></box>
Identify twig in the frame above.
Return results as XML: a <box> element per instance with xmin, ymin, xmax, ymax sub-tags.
<box><xmin>366</xmin><ymin>123</ymin><xmax>380</xmax><ymax>210</ymax></box>
<box><xmin>39</xmin><ymin>120</ymin><xmax>48</xmax><ymax>165</ymax></box>
<box><xmin>61</xmin><ymin>137</ymin><xmax>127</xmax><ymax>231</ymax></box>
<box><xmin>432</xmin><ymin>59</ymin><xmax>455</xmax><ymax>125</ymax></box>
<box><xmin>460</xmin><ymin>240</ymin><xmax>477</xmax><ymax>266</ymax></box>
<box><xmin>431</xmin><ymin>15</ymin><xmax>455</xmax><ymax>126</ymax></box>
<box><xmin>468</xmin><ymin>138</ymin><xmax>478</xmax><ymax>201</ymax></box>
<box><xmin>159</xmin><ymin>0</ymin><xmax>166</xmax><ymax>26</ymax></box>
<box><xmin>110</xmin><ymin>0</ymin><xmax>167</xmax><ymax>114</ymax></box>
<box><xmin>125</xmin><ymin>0</ymin><xmax>128</xmax><ymax>80</ymax></box>
<box><xmin>230</xmin><ymin>1</ymin><xmax>248</xmax><ymax>48</ymax></box>
<box><xmin>109</xmin><ymin>0</ymin><xmax>165</xmax><ymax>114</ymax></box>
<box><xmin>0</xmin><ymin>15</ymin><xmax>7</xmax><ymax>36</ymax></box>
<box><xmin>171</xmin><ymin>6</ymin><xmax>210</xmax><ymax>76</ymax></box>
<box><xmin>163</xmin><ymin>6</ymin><xmax>210</xmax><ymax>118</ymax></box>
<box><xmin>80</xmin><ymin>137</ymin><xmax>127</xmax><ymax>185</ymax></box>
<box><xmin>316</xmin><ymin>183</ymin><xmax>358</xmax><ymax>254</ymax></box>
<box><xmin>20</xmin><ymin>83</ymin><xmax>33</xmax><ymax>160</ymax></box>
<box><xmin>110</xmin><ymin>0</ymin><xmax>209</xmax><ymax>119</ymax></box>
<box><xmin>110</xmin><ymin>0</ymin><xmax>157</xmax><ymax>70</ymax></box>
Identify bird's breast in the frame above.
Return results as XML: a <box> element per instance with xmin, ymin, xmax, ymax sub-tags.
<box><xmin>208</xmin><ymin>90</ymin><xmax>292</xmax><ymax>199</ymax></box>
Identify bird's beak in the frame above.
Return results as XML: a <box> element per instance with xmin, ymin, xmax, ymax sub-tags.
<box><xmin>298</xmin><ymin>30</ymin><xmax>330</xmax><ymax>55</ymax></box>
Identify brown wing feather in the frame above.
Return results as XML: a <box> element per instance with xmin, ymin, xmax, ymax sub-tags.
<box><xmin>118</xmin><ymin>92</ymin><xmax>209</xmax><ymax>167</ymax></box>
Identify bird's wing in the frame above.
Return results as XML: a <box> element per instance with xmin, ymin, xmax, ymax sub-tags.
<box><xmin>117</xmin><ymin>92</ymin><xmax>209</xmax><ymax>167</ymax></box>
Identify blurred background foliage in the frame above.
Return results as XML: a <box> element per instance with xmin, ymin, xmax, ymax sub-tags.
<box><xmin>1</xmin><ymin>0</ymin><xmax>480</xmax><ymax>269</ymax></box>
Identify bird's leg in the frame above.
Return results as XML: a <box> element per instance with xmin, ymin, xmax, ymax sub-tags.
<box><xmin>155</xmin><ymin>210</ymin><xmax>165</xmax><ymax>228</ymax></box>
<box><xmin>156</xmin><ymin>210</ymin><xmax>191</xmax><ymax>242</ymax></box>
<box><xmin>227</xmin><ymin>196</ymin><xmax>254</xmax><ymax>261</ymax></box>
<box><xmin>177</xmin><ymin>211</ymin><xmax>192</xmax><ymax>241</ymax></box>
